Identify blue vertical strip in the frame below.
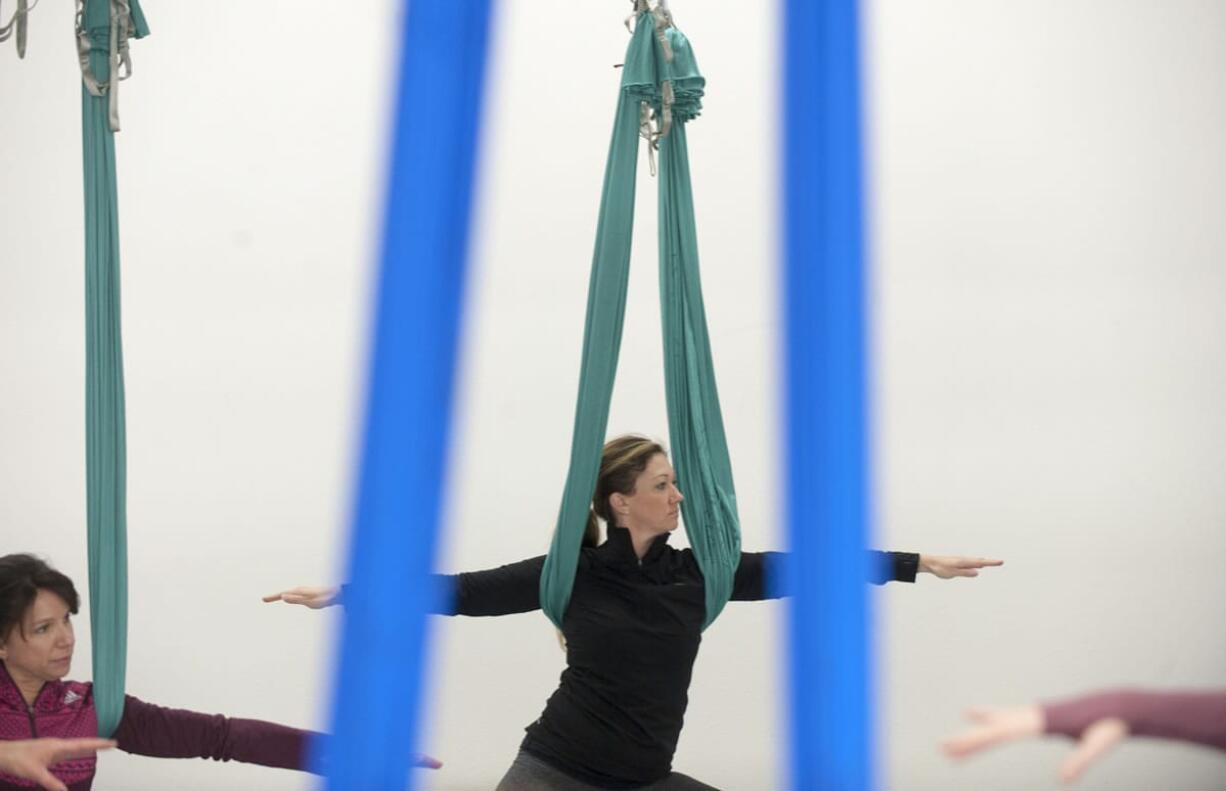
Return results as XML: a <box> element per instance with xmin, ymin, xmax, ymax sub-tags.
<box><xmin>315</xmin><ymin>1</ymin><xmax>493</xmax><ymax>787</ymax></box>
<box><xmin>782</xmin><ymin>0</ymin><xmax>873</xmax><ymax>790</ymax></box>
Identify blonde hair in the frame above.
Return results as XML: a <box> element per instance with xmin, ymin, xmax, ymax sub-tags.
<box><xmin>583</xmin><ymin>434</ymin><xmax>668</xmax><ymax>547</ymax></box>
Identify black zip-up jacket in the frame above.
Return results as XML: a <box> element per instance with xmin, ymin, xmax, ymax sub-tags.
<box><xmin>432</xmin><ymin>528</ymin><xmax>917</xmax><ymax>788</ymax></box>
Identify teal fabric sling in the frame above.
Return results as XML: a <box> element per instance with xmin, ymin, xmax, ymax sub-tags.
<box><xmin>78</xmin><ymin>0</ymin><xmax>148</xmax><ymax>738</ymax></box>
<box><xmin>540</xmin><ymin>8</ymin><xmax>741</xmax><ymax>630</ymax></box>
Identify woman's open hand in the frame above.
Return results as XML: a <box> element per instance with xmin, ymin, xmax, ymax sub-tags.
<box><xmin>918</xmin><ymin>555</ymin><xmax>1003</xmax><ymax>579</ymax></box>
<box><xmin>262</xmin><ymin>586</ymin><xmax>339</xmax><ymax>609</ymax></box>
<box><xmin>414</xmin><ymin>754</ymin><xmax>443</xmax><ymax>769</ymax></box>
<box><xmin>942</xmin><ymin>704</ymin><xmax>1128</xmax><ymax>784</ymax></box>
<box><xmin>0</xmin><ymin>738</ymin><xmax>116</xmax><ymax>791</ymax></box>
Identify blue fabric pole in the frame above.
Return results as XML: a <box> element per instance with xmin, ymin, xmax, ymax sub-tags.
<box><xmin>315</xmin><ymin>1</ymin><xmax>492</xmax><ymax>787</ymax></box>
<box><xmin>782</xmin><ymin>0</ymin><xmax>873</xmax><ymax>789</ymax></box>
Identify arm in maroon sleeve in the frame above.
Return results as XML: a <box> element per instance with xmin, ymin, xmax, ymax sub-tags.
<box><xmin>1044</xmin><ymin>689</ymin><xmax>1226</xmax><ymax>752</ymax></box>
<box><xmin>113</xmin><ymin>695</ymin><xmax>318</xmax><ymax>771</ymax></box>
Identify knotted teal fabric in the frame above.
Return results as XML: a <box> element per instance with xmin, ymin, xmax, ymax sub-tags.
<box><xmin>540</xmin><ymin>12</ymin><xmax>741</xmax><ymax>630</ymax></box>
<box><xmin>80</xmin><ymin>0</ymin><xmax>148</xmax><ymax>738</ymax></box>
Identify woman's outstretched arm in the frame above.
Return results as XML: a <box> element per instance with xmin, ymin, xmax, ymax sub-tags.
<box><xmin>113</xmin><ymin>696</ymin><xmax>442</xmax><ymax>772</ymax></box>
<box><xmin>432</xmin><ymin>556</ymin><xmax>545</xmax><ymax>616</ymax></box>
<box><xmin>943</xmin><ymin>689</ymin><xmax>1226</xmax><ymax>783</ymax></box>
<box><xmin>113</xmin><ymin>695</ymin><xmax>315</xmax><ymax>770</ymax></box>
<box><xmin>1043</xmin><ymin>689</ymin><xmax>1226</xmax><ymax>752</ymax></box>
<box><xmin>264</xmin><ymin>556</ymin><xmax>547</xmax><ymax>616</ymax></box>
<box><xmin>730</xmin><ymin>551</ymin><xmax>1003</xmax><ymax>599</ymax></box>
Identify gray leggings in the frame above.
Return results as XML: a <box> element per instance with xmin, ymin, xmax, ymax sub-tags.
<box><xmin>495</xmin><ymin>750</ymin><xmax>720</xmax><ymax>791</ymax></box>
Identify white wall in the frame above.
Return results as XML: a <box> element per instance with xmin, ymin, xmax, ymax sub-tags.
<box><xmin>1</xmin><ymin>1</ymin><xmax>1223</xmax><ymax>789</ymax></box>
<box><xmin>870</xmin><ymin>2</ymin><xmax>1226</xmax><ymax>789</ymax></box>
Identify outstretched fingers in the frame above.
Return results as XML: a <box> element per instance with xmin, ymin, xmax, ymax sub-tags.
<box><xmin>964</xmin><ymin>707</ymin><xmax>1001</xmax><ymax>724</ymax></box>
<box><xmin>920</xmin><ymin>555</ymin><xmax>1004</xmax><ymax>579</ymax></box>
<box><xmin>957</xmin><ymin>557</ymin><xmax>1004</xmax><ymax>569</ymax></box>
<box><xmin>5</xmin><ymin>739</ymin><xmax>115</xmax><ymax>791</ymax></box>
<box><xmin>50</xmin><ymin>738</ymin><xmax>116</xmax><ymax>762</ymax></box>
<box><xmin>262</xmin><ymin>586</ymin><xmax>338</xmax><ymax>609</ymax></box>
<box><xmin>30</xmin><ymin>765</ymin><xmax>67</xmax><ymax>791</ymax></box>
<box><xmin>948</xmin><ymin>557</ymin><xmax>1004</xmax><ymax>578</ymax></box>
<box><xmin>942</xmin><ymin>706</ymin><xmax>1042</xmax><ymax>759</ymax></box>
<box><xmin>943</xmin><ymin>721</ymin><xmax>1015</xmax><ymax>758</ymax></box>
<box><xmin>1058</xmin><ymin>718</ymin><xmax>1128</xmax><ymax>784</ymax></box>
<box><xmin>261</xmin><ymin>588</ymin><xmax>307</xmax><ymax>603</ymax></box>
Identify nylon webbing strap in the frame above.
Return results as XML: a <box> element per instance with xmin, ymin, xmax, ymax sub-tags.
<box><xmin>0</xmin><ymin>0</ymin><xmax>31</xmax><ymax>58</ymax></box>
<box><xmin>76</xmin><ymin>0</ymin><xmax>149</xmax><ymax>131</ymax></box>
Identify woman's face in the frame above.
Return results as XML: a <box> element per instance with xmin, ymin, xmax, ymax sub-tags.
<box><xmin>612</xmin><ymin>452</ymin><xmax>685</xmax><ymax>534</ymax></box>
<box><xmin>0</xmin><ymin>589</ymin><xmax>75</xmax><ymax>683</ymax></box>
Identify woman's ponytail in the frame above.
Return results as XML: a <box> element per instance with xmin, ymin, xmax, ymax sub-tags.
<box><xmin>582</xmin><ymin>509</ymin><xmax>601</xmax><ymax>548</ymax></box>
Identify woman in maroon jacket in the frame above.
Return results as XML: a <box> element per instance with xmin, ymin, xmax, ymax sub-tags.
<box><xmin>0</xmin><ymin>553</ymin><xmax>439</xmax><ymax>790</ymax></box>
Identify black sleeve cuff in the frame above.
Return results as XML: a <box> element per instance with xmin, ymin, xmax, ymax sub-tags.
<box><xmin>891</xmin><ymin>552</ymin><xmax>919</xmax><ymax>583</ymax></box>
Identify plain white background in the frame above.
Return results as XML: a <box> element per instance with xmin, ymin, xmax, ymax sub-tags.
<box><xmin>2</xmin><ymin>1</ymin><xmax>1225</xmax><ymax>788</ymax></box>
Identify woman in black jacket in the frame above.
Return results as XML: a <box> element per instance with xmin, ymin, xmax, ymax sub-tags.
<box><xmin>269</xmin><ymin>434</ymin><xmax>1001</xmax><ymax>789</ymax></box>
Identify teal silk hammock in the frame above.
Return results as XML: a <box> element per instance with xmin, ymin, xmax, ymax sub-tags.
<box><xmin>78</xmin><ymin>0</ymin><xmax>148</xmax><ymax>738</ymax></box>
<box><xmin>539</xmin><ymin>5</ymin><xmax>741</xmax><ymax>631</ymax></box>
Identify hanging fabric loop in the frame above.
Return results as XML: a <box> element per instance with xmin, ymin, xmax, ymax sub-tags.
<box><xmin>79</xmin><ymin>0</ymin><xmax>147</xmax><ymax>738</ymax></box>
<box><xmin>539</xmin><ymin>8</ymin><xmax>740</xmax><ymax>631</ymax></box>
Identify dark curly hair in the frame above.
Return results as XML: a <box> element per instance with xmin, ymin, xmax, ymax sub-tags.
<box><xmin>0</xmin><ymin>554</ymin><xmax>79</xmax><ymax>640</ymax></box>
